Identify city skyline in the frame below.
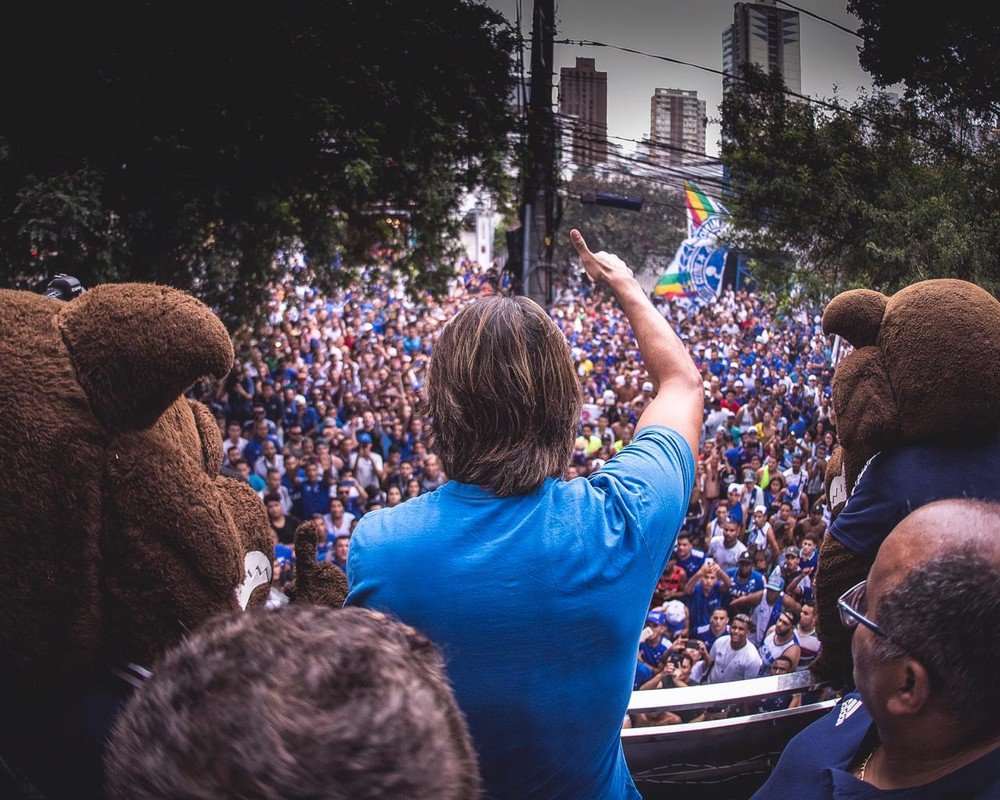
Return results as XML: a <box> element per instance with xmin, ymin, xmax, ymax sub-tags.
<box><xmin>487</xmin><ymin>0</ymin><xmax>875</xmax><ymax>156</ymax></box>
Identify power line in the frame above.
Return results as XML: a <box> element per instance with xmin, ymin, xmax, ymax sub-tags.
<box><xmin>554</xmin><ymin>37</ymin><xmax>984</xmax><ymax>165</ymax></box>
<box><xmin>773</xmin><ymin>0</ymin><xmax>862</xmax><ymax>39</ymax></box>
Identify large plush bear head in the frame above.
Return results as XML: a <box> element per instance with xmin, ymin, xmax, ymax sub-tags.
<box><xmin>812</xmin><ymin>279</ymin><xmax>1000</xmax><ymax>678</ymax></box>
<box><xmin>0</xmin><ymin>284</ymin><xmax>275</xmax><ymax>688</ymax></box>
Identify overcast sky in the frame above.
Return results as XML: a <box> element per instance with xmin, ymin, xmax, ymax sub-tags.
<box><xmin>485</xmin><ymin>0</ymin><xmax>874</xmax><ymax>155</ymax></box>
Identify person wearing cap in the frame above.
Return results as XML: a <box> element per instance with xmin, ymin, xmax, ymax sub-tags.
<box><xmin>732</xmin><ymin>572</ymin><xmax>802</xmax><ymax>647</ymax></box>
<box><xmin>345</xmin><ymin>230</ymin><xmax>703</xmax><ymax>799</ymax></box>
<box><xmin>740</xmin><ymin>469</ymin><xmax>766</xmax><ymax>520</ymax></box>
<box><xmin>726</xmin><ymin>550</ymin><xmax>765</xmax><ymax>613</ymax></box>
<box><xmin>725</xmin><ymin>482</ymin><xmax>745</xmax><ymax>529</ymax></box>
<box><xmin>349</xmin><ymin>431</ymin><xmax>384</xmax><ymax>496</ymax></box>
<box><xmin>639</xmin><ymin>611</ymin><xmax>671</xmax><ymax>676</ymax></box>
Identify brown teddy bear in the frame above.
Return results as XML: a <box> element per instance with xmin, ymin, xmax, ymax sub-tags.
<box><xmin>812</xmin><ymin>279</ymin><xmax>1000</xmax><ymax>679</ymax></box>
<box><xmin>0</xmin><ymin>283</ymin><xmax>344</xmax><ymax>799</ymax></box>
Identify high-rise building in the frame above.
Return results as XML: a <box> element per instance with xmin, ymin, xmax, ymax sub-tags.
<box><xmin>722</xmin><ymin>0</ymin><xmax>801</xmax><ymax>95</ymax></box>
<box><xmin>649</xmin><ymin>88</ymin><xmax>707</xmax><ymax>166</ymax></box>
<box><xmin>558</xmin><ymin>57</ymin><xmax>608</xmax><ymax>167</ymax></box>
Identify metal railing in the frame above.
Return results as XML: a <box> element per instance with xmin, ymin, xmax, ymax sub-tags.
<box><xmin>623</xmin><ymin>671</ymin><xmax>838</xmax><ymax>799</ymax></box>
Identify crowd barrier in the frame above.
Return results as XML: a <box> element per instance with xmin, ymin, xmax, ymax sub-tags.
<box><xmin>624</xmin><ymin>671</ymin><xmax>837</xmax><ymax>799</ymax></box>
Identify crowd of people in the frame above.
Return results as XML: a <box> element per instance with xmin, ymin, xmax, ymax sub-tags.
<box><xmin>192</xmin><ymin>255</ymin><xmax>839</xmax><ymax>705</ymax></box>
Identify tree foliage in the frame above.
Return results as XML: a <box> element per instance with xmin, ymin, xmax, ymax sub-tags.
<box><xmin>849</xmin><ymin>0</ymin><xmax>1000</xmax><ymax>122</ymax></box>
<box><xmin>553</xmin><ymin>171</ymin><xmax>685</xmax><ymax>280</ymax></box>
<box><xmin>0</xmin><ymin>1</ymin><xmax>516</xmax><ymax>325</ymax></box>
<box><xmin>720</xmin><ymin>65</ymin><xmax>1000</xmax><ymax>300</ymax></box>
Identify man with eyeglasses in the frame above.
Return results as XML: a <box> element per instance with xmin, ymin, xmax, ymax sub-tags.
<box><xmin>752</xmin><ymin>499</ymin><xmax>1000</xmax><ymax>798</ymax></box>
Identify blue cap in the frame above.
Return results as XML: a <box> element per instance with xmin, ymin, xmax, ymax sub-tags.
<box><xmin>646</xmin><ymin>611</ymin><xmax>667</xmax><ymax>626</ymax></box>
<box><xmin>357</xmin><ymin>432</ymin><xmax>373</xmax><ymax>444</ymax></box>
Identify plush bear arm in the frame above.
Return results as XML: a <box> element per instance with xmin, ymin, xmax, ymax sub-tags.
<box><xmin>187</xmin><ymin>399</ymin><xmax>224</xmax><ymax>476</ymax></box>
<box><xmin>830</xmin><ymin>347</ymin><xmax>900</xmax><ymax>453</ymax></box>
<box><xmin>822</xmin><ymin>289</ymin><xmax>887</xmax><ymax>348</ymax></box>
<box><xmin>59</xmin><ymin>284</ymin><xmax>233</xmax><ymax>432</ymax></box>
<box><xmin>810</xmin><ymin>533</ymin><xmax>874</xmax><ymax>682</ymax></box>
<box><xmin>285</xmin><ymin>521</ymin><xmax>348</xmax><ymax>608</ymax></box>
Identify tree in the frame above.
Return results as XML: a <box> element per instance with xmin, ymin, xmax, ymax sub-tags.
<box><xmin>554</xmin><ymin>171</ymin><xmax>685</xmax><ymax>282</ymax></box>
<box><xmin>849</xmin><ymin>1</ymin><xmax>1000</xmax><ymax>122</ymax></box>
<box><xmin>0</xmin><ymin>1</ymin><xmax>516</xmax><ymax>325</ymax></box>
<box><xmin>720</xmin><ymin>66</ymin><xmax>1000</xmax><ymax>300</ymax></box>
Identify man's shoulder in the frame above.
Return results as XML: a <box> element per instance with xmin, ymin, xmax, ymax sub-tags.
<box><xmin>751</xmin><ymin>693</ymin><xmax>871</xmax><ymax>799</ymax></box>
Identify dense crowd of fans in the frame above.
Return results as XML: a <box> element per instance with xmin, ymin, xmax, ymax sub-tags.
<box><xmin>192</xmin><ymin>256</ymin><xmax>839</xmax><ymax>716</ymax></box>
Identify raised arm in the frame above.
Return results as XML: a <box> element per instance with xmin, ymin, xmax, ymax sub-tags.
<box><xmin>571</xmin><ymin>230</ymin><xmax>703</xmax><ymax>455</ymax></box>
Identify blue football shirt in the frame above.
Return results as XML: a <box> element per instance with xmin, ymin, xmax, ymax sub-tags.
<box><xmin>345</xmin><ymin>425</ymin><xmax>694</xmax><ymax>799</ymax></box>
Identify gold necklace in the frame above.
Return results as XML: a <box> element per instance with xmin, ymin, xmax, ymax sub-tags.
<box><xmin>857</xmin><ymin>748</ymin><xmax>875</xmax><ymax>782</ymax></box>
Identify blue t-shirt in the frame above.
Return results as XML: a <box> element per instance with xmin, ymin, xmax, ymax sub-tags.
<box><xmin>752</xmin><ymin>693</ymin><xmax>1000</xmax><ymax>799</ymax></box>
<box><xmin>346</xmin><ymin>426</ymin><xmax>694</xmax><ymax>799</ymax></box>
<box><xmin>728</xmin><ymin>568</ymin><xmax>764</xmax><ymax>604</ymax></box>
<box><xmin>675</xmin><ymin>548</ymin><xmax>705</xmax><ymax>579</ymax></box>
<box><xmin>688</xmin><ymin>582</ymin><xmax>726</xmax><ymax>640</ymax></box>
<box><xmin>830</xmin><ymin>435</ymin><xmax>1000</xmax><ymax>558</ymax></box>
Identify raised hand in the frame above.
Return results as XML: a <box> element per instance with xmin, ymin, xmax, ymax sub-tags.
<box><xmin>570</xmin><ymin>229</ymin><xmax>634</xmax><ymax>289</ymax></box>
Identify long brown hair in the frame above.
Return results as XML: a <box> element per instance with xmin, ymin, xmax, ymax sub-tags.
<box><xmin>426</xmin><ymin>295</ymin><xmax>581</xmax><ymax>496</ymax></box>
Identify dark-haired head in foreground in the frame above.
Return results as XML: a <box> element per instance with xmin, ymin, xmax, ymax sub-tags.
<box><xmin>105</xmin><ymin>606</ymin><xmax>480</xmax><ymax>800</ymax></box>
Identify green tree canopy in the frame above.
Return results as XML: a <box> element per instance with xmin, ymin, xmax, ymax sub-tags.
<box><xmin>720</xmin><ymin>66</ymin><xmax>999</xmax><ymax>300</ymax></box>
<box><xmin>554</xmin><ymin>171</ymin><xmax>685</xmax><ymax>281</ymax></box>
<box><xmin>0</xmin><ymin>1</ymin><xmax>516</xmax><ymax>325</ymax></box>
<box><xmin>849</xmin><ymin>0</ymin><xmax>1000</xmax><ymax>121</ymax></box>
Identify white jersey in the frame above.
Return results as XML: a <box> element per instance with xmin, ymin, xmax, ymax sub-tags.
<box><xmin>795</xmin><ymin>627</ymin><xmax>822</xmax><ymax>671</ymax></box>
<box><xmin>708</xmin><ymin>536</ymin><xmax>748</xmax><ymax>571</ymax></box>
<box><xmin>758</xmin><ymin>631</ymin><xmax>799</xmax><ymax>676</ymax></box>
<box><xmin>750</xmin><ymin>594</ymin><xmax>781</xmax><ymax>647</ymax></box>
<box><xmin>707</xmin><ymin>636</ymin><xmax>763</xmax><ymax>684</ymax></box>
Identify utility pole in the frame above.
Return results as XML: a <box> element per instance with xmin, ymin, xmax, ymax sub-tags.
<box><xmin>519</xmin><ymin>0</ymin><xmax>557</xmax><ymax>305</ymax></box>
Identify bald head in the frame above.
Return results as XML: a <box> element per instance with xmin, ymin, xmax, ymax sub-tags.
<box><xmin>872</xmin><ymin>499</ymin><xmax>1000</xmax><ymax>593</ymax></box>
<box><xmin>861</xmin><ymin>499</ymin><xmax>1000</xmax><ymax>745</ymax></box>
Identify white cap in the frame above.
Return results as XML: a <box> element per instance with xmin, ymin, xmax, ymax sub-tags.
<box><xmin>642</xmin><ymin>381</ymin><xmax>654</xmax><ymax>392</ymax></box>
<box><xmin>754</xmin><ymin>504</ymin><xmax>768</xmax><ymax>515</ymax></box>
<box><xmin>602</xmin><ymin>389</ymin><xmax>616</xmax><ymax>403</ymax></box>
<box><xmin>727</xmin><ymin>482</ymin><xmax>742</xmax><ymax>494</ymax></box>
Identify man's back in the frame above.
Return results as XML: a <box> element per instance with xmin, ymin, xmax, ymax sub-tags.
<box><xmin>346</xmin><ymin>426</ymin><xmax>692</xmax><ymax>799</ymax></box>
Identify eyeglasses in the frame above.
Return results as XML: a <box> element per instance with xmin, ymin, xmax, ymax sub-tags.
<box><xmin>837</xmin><ymin>580</ymin><xmax>888</xmax><ymax>639</ymax></box>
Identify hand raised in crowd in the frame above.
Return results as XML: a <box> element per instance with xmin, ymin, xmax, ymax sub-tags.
<box><xmin>570</xmin><ymin>229</ymin><xmax>634</xmax><ymax>288</ymax></box>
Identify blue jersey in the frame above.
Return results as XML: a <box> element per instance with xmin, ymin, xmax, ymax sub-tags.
<box><xmin>299</xmin><ymin>481</ymin><xmax>329</xmax><ymax>518</ymax></box>
<box><xmin>831</xmin><ymin>435</ymin><xmax>1000</xmax><ymax>558</ymax></box>
<box><xmin>752</xmin><ymin>693</ymin><xmax>1000</xmax><ymax>799</ymax></box>
<box><xmin>688</xmin><ymin>582</ymin><xmax>726</xmax><ymax>641</ymax></box>
<box><xmin>726</xmin><ymin>568</ymin><xmax>765</xmax><ymax>605</ymax></box>
<box><xmin>346</xmin><ymin>426</ymin><xmax>694</xmax><ymax>800</ymax></box>
<box><xmin>675</xmin><ymin>548</ymin><xmax>705</xmax><ymax>578</ymax></box>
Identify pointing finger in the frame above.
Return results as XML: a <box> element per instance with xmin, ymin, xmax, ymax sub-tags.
<box><xmin>570</xmin><ymin>229</ymin><xmax>593</xmax><ymax>259</ymax></box>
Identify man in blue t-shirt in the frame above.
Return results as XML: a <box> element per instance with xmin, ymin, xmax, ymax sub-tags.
<box><xmin>684</xmin><ymin>561</ymin><xmax>731</xmax><ymax>642</ymax></box>
<box><xmin>346</xmin><ymin>231</ymin><xmax>703</xmax><ymax>799</ymax></box>
<box><xmin>754</xmin><ymin>499</ymin><xmax>1000</xmax><ymax>799</ymax></box>
<box><xmin>726</xmin><ymin>551</ymin><xmax>765</xmax><ymax>608</ymax></box>
<box><xmin>673</xmin><ymin>532</ymin><xmax>705</xmax><ymax>578</ymax></box>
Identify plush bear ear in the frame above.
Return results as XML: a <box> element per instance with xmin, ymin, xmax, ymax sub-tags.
<box><xmin>822</xmin><ymin>289</ymin><xmax>888</xmax><ymax>348</ymax></box>
<box><xmin>58</xmin><ymin>284</ymin><xmax>234</xmax><ymax>431</ymax></box>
